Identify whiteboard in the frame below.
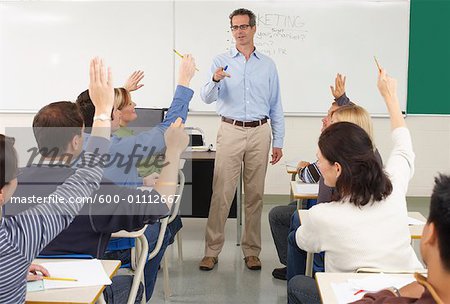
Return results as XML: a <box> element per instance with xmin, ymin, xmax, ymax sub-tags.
<box><xmin>0</xmin><ymin>1</ymin><xmax>410</xmax><ymax>115</ymax></box>
<box><xmin>0</xmin><ymin>1</ymin><xmax>174</xmax><ymax>112</ymax></box>
<box><xmin>174</xmin><ymin>1</ymin><xmax>410</xmax><ymax>115</ymax></box>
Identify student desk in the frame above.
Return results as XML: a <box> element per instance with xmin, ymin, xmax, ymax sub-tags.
<box><xmin>286</xmin><ymin>164</ymin><xmax>298</xmax><ymax>202</ymax></box>
<box><xmin>297</xmin><ymin>210</ymin><xmax>426</xmax><ymax>278</ymax></box>
<box><xmin>290</xmin><ymin>181</ymin><xmax>319</xmax><ymax>209</ymax></box>
<box><xmin>181</xmin><ymin>151</ymin><xmax>242</xmax><ymax>245</ymax></box>
<box><xmin>315</xmin><ymin>272</ymin><xmax>419</xmax><ymax>304</ymax></box>
<box><xmin>26</xmin><ymin>259</ymin><xmax>121</xmax><ymax>304</ymax></box>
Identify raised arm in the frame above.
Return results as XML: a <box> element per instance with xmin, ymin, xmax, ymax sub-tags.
<box><xmin>14</xmin><ymin>57</ymin><xmax>114</xmax><ymax>261</ymax></box>
<box><xmin>377</xmin><ymin>68</ymin><xmax>405</xmax><ymax>130</ymax></box>
<box><xmin>153</xmin><ymin>117</ymin><xmax>189</xmax><ymax>211</ymax></box>
<box><xmin>123</xmin><ymin>70</ymin><xmax>144</xmax><ymax>92</ymax></box>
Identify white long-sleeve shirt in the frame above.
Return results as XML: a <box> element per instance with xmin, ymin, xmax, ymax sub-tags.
<box><xmin>296</xmin><ymin>127</ymin><xmax>423</xmax><ymax>272</ymax></box>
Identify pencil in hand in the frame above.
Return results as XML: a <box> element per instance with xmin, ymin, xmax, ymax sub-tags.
<box><xmin>173</xmin><ymin>49</ymin><xmax>199</xmax><ymax>71</ymax></box>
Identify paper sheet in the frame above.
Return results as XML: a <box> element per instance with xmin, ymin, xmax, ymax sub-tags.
<box><xmin>408</xmin><ymin>216</ymin><xmax>425</xmax><ymax>225</ymax></box>
<box><xmin>40</xmin><ymin>259</ymin><xmax>112</xmax><ymax>290</ymax></box>
<box><xmin>296</xmin><ymin>183</ymin><xmax>319</xmax><ymax>195</ymax></box>
<box><xmin>331</xmin><ymin>274</ymin><xmax>415</xmax><ymax>304</ymax></box>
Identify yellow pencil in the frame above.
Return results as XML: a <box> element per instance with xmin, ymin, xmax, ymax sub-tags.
<box><xmin>374</xmin><ymin>56</ymin><xmax>381</xmax><ymax>72</ymax></box>
<box><xmin>173</xmin><ymin>49</ymin><xmax>199</xmax><ymax>71</ymax></box>
<box><xmin>43</xmin><ymin>276</ymin><xmax>78</xmax><ymax>282</ymax></box>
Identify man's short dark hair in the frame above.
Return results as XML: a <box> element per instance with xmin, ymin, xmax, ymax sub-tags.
<box><xmin>229</xmin><ymin>8</ymin><xmax>256</xmax><ymax>27</ymax></box>
<box><xmin>32</xmin><ymin>101</ymin><xmax>83</xmax><ymax>157</ymax></box>
<box><xmin>0</xmin><ymin>134</ymin><xmax>18</xmax><ymax>189</ymax></box>
<box><xmin>428</xmin><ymin>173</ymin><xmax>450</xmax><ymax>271</ymax></box>
<box><xmin>76</xmin><ymin>89</ymin><xmax>95</xmax><ymax>132</ymax></box>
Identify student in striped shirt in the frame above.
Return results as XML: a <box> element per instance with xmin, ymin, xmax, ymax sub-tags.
<box><xmin>0</xmin><ymin>57</ymin><xmax>113</xmax><ymax>303</ymax></box>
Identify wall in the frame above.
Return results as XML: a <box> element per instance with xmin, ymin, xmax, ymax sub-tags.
<box><xmin>2</xmin><ymin>113</ymin><xmax>448</xmax><ymax>196</ymax></box>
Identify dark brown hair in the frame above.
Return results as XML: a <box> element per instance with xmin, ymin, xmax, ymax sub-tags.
<box><xmin>428</xmin><ymin>174</ymin><xmax>450</xmax><ymax>271</ymax></box>
<box><xmin>0</xmin><ymin>134</ymin><xmax>18</xmax><ymax>189</ymax></box>
<box><xmin>229</xmin><ymin>8</ymin><xmax>256</xmax><ymax>27</ymax></box>
<box><xmin>32</xmin><ymin>101</ymin><xmax>83</xmax><ymax>157</ymax></box>
<box><xmin>318</xmin><ymin>122</ymin><xmax>392</xmax><ymax>207</ymax></box>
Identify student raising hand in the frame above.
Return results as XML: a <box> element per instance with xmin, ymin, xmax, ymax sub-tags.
<box><xmin>377</xmin><ymin>68</ymin><xmax>405</xmax><ymax>129</ymax></box>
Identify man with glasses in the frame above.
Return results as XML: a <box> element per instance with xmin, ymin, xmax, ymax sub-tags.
<box><xmin>199</xmin><ymin>8</ymin><xmax>285</xmax><ymax>271</ymax></box>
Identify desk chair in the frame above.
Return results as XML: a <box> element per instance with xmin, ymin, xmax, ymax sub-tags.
<box><xmin>161</xmin><ymin>169</ymin><xmax>185</xmax><ymax>299</ymax></box>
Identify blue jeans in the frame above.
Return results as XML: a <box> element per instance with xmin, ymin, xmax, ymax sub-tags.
<box><xmin>287</xmin><ymin>275</ymin><xmax>321</xmax><ymax>304</ymax></box>
<box><xmin>103</xmin><ymin>275</ymin><xmax>143</xmax><ymax>304</ymax></box>
<box><xmin>287</xmin><ymin>208</ymin><xmax>325</xmax><ymax>281</ymax></box>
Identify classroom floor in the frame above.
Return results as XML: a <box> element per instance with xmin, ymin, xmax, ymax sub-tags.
<box><xmin>150</xmin><ymin>198</ymin><xmax>429</xmax><ymax>304</ymax></box>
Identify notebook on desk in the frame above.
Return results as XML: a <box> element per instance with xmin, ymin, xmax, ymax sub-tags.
<box><xmin>28</xmin><ymin>259</ymin><xmax>111</xmax><ymax>290</ymax></box>
<box><xmin>295</xmin><ymin>183</ymin><xmax>319</xmax><ymax>195</ymax></box>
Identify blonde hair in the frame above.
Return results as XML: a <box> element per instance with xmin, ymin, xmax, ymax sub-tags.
<box><xmin>114</xmin><ymin>88</ymin><xmax>132</xmax><ymax>110</ymax></box>
<box><xmin>331</xmin><ymin>105</ymin><xmax>374</xmax><ymax>141</ymax></box>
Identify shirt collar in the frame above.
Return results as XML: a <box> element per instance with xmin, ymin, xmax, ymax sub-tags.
<box><xmin>229</xmin><ymin>45</ymin><xmax>261</xmax><ymax>60</ymax></box>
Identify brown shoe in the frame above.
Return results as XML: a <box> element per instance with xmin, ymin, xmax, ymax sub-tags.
<box><xmin>244</xmin><ymin>256</ymin><xmax>261</xmax><ymax>270</ymax></box>
<box><xmin>199</xmin><ymin>256</ymin><xmax>218</xmax><ymax>271</ymax></box>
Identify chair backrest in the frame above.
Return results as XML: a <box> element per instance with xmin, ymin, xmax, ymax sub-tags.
<box><xmin>127</xmin><ymin>107</ymin><xmax>166</xmax><ymax>134</ymax></box>
<box><xmin>167</xmin><ymin>170</ymin><xmax>185</xmax><ymax>224</ymax></box>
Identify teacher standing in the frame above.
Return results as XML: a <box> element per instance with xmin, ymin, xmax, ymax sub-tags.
<box><xmin>199</xmin><ymin>8</ymin><xmax>285</xmax><ymax>271</ymax></box>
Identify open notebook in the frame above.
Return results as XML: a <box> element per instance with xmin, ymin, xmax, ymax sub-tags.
<box><xmin>27</xmin><ymin>259</ymin><xmax>111</xmax><ymax>291</ymax></box>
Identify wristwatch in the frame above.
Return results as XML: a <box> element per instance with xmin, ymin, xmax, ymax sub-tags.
<box><xmin>388</xmin><ymin>286</ymin><xmax>401</xmax><ymax>297</ymax></box>
<box><xmin>93</xmin><ymin>113</ymin><xmax>111</xmax><ymax>121</ymax></box>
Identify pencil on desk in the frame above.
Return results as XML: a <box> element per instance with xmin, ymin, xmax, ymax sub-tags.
<box><xmin>173</xmin><ymin>49</ymin><xmax>199</xmax><ymax>71</ymax></box>
<box><xmin>43</xmin><ymin>277</ymin><xmax>78</xmax><ymax>282</ymax></box>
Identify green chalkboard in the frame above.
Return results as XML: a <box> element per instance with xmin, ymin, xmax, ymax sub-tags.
<box><xmin>407</xmin><ymin>0</ymin><xmax>450</xmax><ymax>115</ymax></box>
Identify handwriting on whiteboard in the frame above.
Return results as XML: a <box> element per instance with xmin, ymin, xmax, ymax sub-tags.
<box><xmin>255</xmin><ymin>13</ymin><xmax>308</xmax><ymax>57</ymax></box>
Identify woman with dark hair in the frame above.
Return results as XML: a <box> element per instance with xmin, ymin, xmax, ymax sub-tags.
<box><xmin>287</xmin><ymin>69</ymin><xmax>423</xmax><ymax>304</ymax></box>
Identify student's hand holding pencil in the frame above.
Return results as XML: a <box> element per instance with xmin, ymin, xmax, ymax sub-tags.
<box><xmin>177</xmin><ymin>54</ymin><xmax>197</xmax><ymax>88</ymax></box>
<box><xmin>27</xmin><ymin>264</ymin><xmax>50</xmax><ymax>281</ymax></box>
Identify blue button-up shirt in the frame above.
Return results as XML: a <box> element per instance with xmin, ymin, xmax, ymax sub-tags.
<box><xmin>200</xmin><ymin>46</ymin><xmax>285</xmax><ymax>148</ymax></box>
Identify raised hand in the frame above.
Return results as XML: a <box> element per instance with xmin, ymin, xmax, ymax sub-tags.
<box><xmin>164</xmin><ymin>117</ymin><xmax>189</xmax><ymax>155</ymax></box>
<box><xmin>330</xmin><ymin>73</ymin><xmax>346</xmax><ymax>99</ymax></box>
<box><xmin>377</xmin><ymin>68</ymin><xmax>398</xmax><ymax>101</ymax></box>
<box><xmin>89</xmin><ymin>57</ymin><xmax>114</xmax><ymax>113</ymax></box>
<box><xmin>212</xmin><ymin>66</ymin><xmax>231</xmax><ymax>82</ymax></box>
<box><xmin>377</xmin><ymin>68</ymin><xmax>404</xmax><ymax>129</ymax></box>
<box><xmin>178</xmin><ymin>54</ymin><xmax>197</xmax><ymax>87</ymax></box>
<box><xmin>123</xmin><ymin>70</ymin><xmax>144</xmax><ymax>92</ymax></box>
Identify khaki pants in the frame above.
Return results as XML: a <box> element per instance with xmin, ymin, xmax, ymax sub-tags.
<box><xmin>204</xmin><ymin>121</ymin><xmax>271</xmax><ymax>257</ymax></box>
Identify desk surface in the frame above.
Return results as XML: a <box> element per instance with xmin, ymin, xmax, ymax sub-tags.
<box><xmin>26</xmin><ymin>259</ymin><xmax>121</xmax><ymax>304</ymax></box>
<box><xmin>181</xmin><ymin>150</ymin><xmax>215</xmax><ymax>160</ymax></box>
<box><xmin>316</xmin><ymin>272</ymin><xmax>417</xmax><ymax>304</ymax></box>
<box><xmin>290</xmin><ymin>181</ymin><xmax>319</xmax><ymax>200</ymax></box>
<box><xmin>286</xmin><ymin>164</ymin><xmax>297</xmax><ymax>174</ymax></box>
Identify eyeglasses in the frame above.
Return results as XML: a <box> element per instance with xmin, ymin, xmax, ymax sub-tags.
<box><xmin>230</xmin><ymin>24</ymin><xmax>251</xmax><ymax>31</ymax></box>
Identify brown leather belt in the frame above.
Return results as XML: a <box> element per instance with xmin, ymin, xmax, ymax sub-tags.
<box><xmin>222</xmin><ymin>116</ymin><xmax>268</xmax><ymax>128</ymax></box>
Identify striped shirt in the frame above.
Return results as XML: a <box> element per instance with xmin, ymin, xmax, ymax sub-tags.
<box><xmin>0</xmin><ymin>137</ymin><xmax>109</xmax><ymax>303</ymax></box>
